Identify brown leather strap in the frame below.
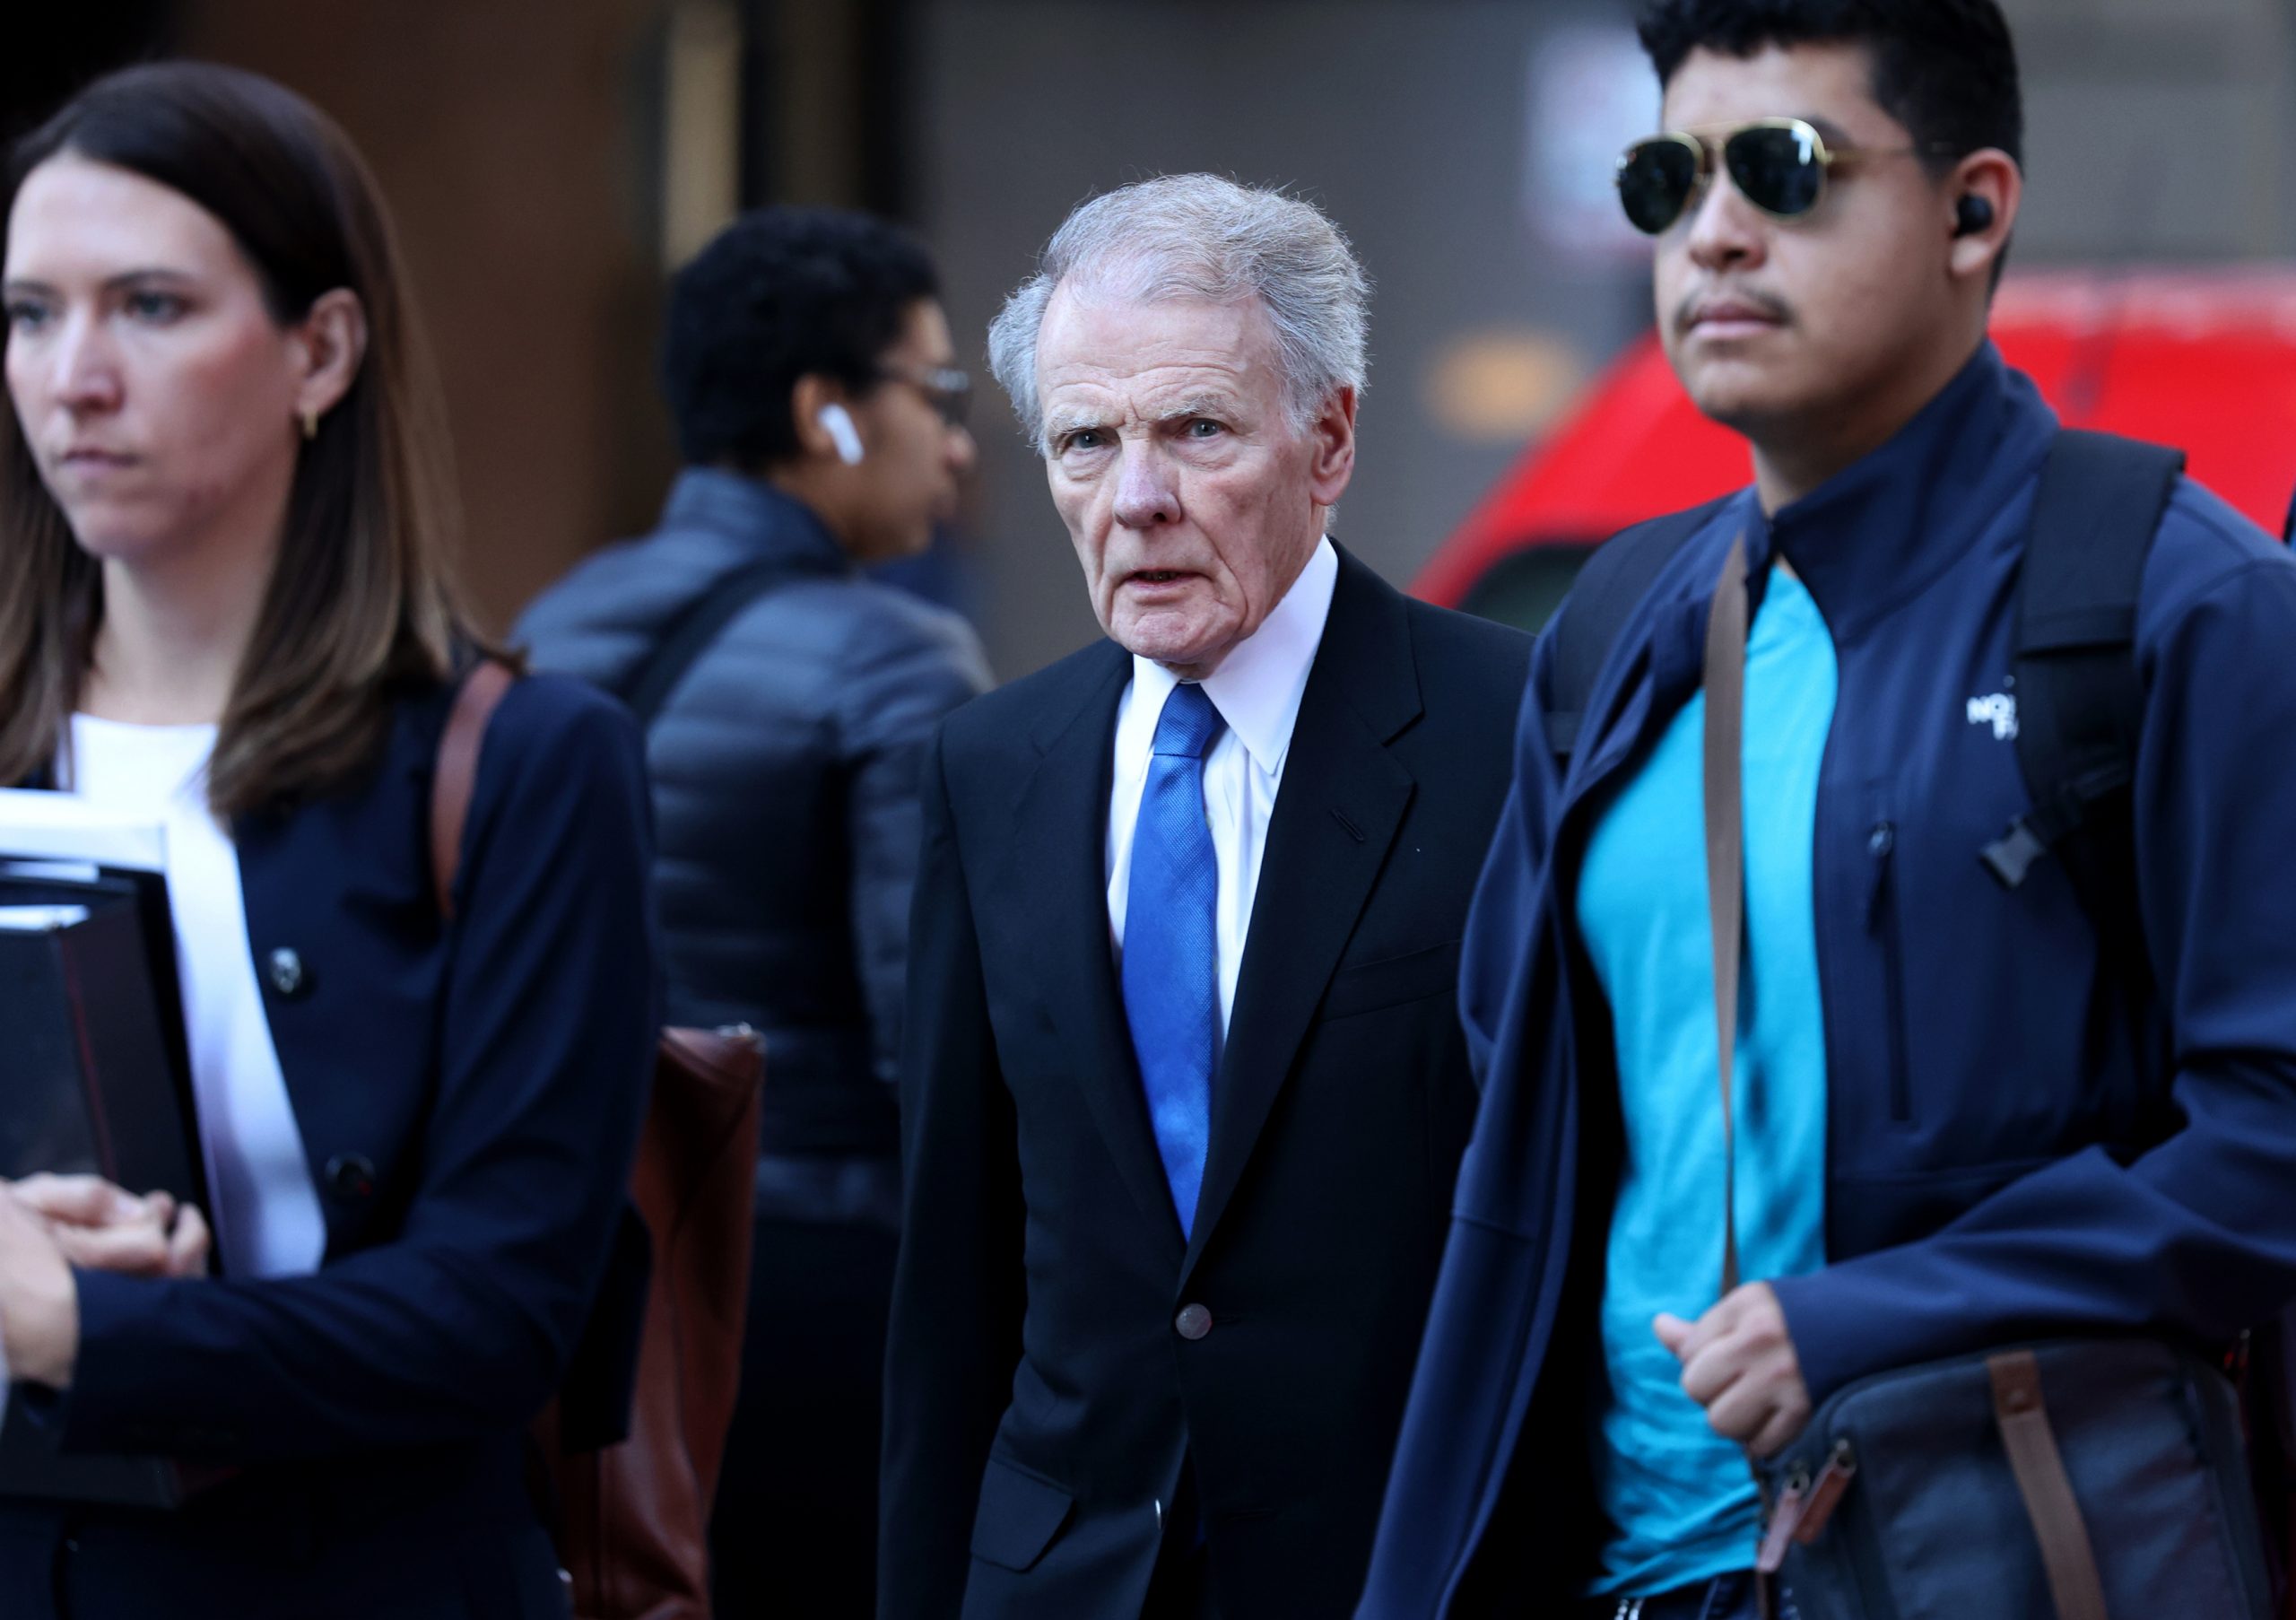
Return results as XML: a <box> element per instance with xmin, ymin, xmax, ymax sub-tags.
<box><xmin>430</xmin><ymin>659</ymin><xmax>517</xmax><ymax>922</ymax></box>
<box><xmin>1701</xmin><ymin>534</ymin><xmax>1750</xmax><ymax>1299</ymax></box>
<box><xmin>1700</xmin><ymin>536</ymin><xmax>1768</xmax><ymax>1620</ymax></box>
<box><xmin>1988</xmin><ymin>1350</ymin><xmax>2110</xmax><ymax>1620</ymax></box>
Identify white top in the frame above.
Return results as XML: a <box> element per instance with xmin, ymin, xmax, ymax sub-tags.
<box><xmin>1105</xmin><ymin>537</ymin><xmax>1341</xmax><ymax>1035</ymax></box>
<box><xmin>67</xmin><ymin>716</ymin><xmax>326</xmax><ymax>1280</ymax></box>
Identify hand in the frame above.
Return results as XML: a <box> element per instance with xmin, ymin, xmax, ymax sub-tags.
<box><xmin>1655</xmin><ymin>1281</ymin><xmax>1812</xmax><ymax>1458</ymax></box>
<box><xmin>12</xmin><ymin>1174</ymin><xmax>210</xmax><ymax>1279</ymax></box>
<box><xmin>0</xmin><ymin>1184</ymin><xmax>79</xmax><ymax>1388</ymax></box>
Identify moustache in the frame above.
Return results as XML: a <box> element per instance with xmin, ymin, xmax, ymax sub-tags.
<box><xmin>1674</xmin><ymin>285</ymin><xmax>1796</xmax><ymax>335</ymax></box>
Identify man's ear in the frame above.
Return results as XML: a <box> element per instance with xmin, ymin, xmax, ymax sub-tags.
<box><xmin>1305</xmin><ymin>385</ymin><xmax>1358</xmax><ymax>510</ymax></box>
<box><xmin>1945</xmin><ymin>148</ymin><xmax>2021</xmax><ymax>288</ymax></box>
<box><xmin>789</xmin><ymin>372</ymin><xmax>854</xmax><ymax>463</ymax></box>
<box><xmin>289</xmin><ymin>288</ymin><xmax>368</xmax><ymax>428</ymax></box>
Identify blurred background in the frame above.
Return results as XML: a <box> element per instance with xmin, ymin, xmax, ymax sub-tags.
<box><xmin>10</xmin><ymin>0</ymin><xmax>2295</xmax><ymax>673</ymax></box>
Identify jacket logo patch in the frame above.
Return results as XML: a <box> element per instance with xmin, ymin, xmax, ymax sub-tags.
<box><xmin>1967</xmin><ymin>692</ymin><xmax>2019</xmax><ymax>741</ymax></box>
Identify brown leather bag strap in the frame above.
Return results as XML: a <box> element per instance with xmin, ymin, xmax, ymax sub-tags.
<box><xmin>1701</xmin><ymin>533</ymin><xmax>1750</xmax><ymax>1299</ymax></box>
<box><xmin>430</xmin><ymin>660</ymin><xmax>517</xmax><ymax>923</ymax></box>
<box><xmin>1988</xmin><ymin>1350</ymin><xmax>2110</xmax><ymax>1620</ymax></box>
<box><xmin>1702</xmin><ymin>536</ymin><xmax>1772</xmax><ymax>1620</ymax></box>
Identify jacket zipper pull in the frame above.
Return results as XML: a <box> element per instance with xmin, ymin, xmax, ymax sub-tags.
<box><xmin>1864</xmin><ymin>821</ymin><xmax>1896</xmax><ymax>927</ymax></box>
<box><xmin>1755</xmin><ymin>1475</ymin><xmax>1807</xmax><ymax>1573</ymax></box>
<box><xmin>1794</xmin><ymin>1440</ymin><xmax>1858</xmax><ymax>1546</ymax></box>
<box><xmin>1757</xmin><ymin>1439</ymin><xmax>1857</xmax><ymax>1571</ymax></box>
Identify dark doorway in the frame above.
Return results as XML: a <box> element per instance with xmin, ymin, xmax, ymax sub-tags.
<box><xmin>737</xmin><ymin>0</ymin><xmax>921</xmax><ymax>217</ymax></box>
<box><xmin>2</xmin><ymin>8</ymin><xmax>175</xmax><ymax>148</ymax></box>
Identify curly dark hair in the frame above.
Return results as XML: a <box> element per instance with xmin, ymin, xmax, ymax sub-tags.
<box><xmin>1634</xmin><ymin>0</ymin><xmax>2022</xmax><ymax>172</ymax></box>
<box><xmin>661</xmin><ymin>206</ymin><xmax>940</xmax><ymax>468</ymax></box>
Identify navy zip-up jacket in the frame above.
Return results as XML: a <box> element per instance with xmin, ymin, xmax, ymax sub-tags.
<box><xmin>1359</xmin><ymin>344</ymin><xmax>2296</xmax><ymax>1615</ymax></box>
<box><xmin>2</xmin><ymin>673</ymin><xmax>657</xmax><ymax>1617</ymax></box>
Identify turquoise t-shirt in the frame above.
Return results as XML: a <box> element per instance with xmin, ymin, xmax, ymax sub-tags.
<box><xmin>1575</xmin><ymin>567</ymin><xmax>1838</xmax><ymax>1597</ymax></box>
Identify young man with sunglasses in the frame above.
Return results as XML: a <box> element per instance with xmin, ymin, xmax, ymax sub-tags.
<box><xmin>1357</xmin><ymin>3</ymin><xmax>2296</xmax><ymax>1616</ymax></box>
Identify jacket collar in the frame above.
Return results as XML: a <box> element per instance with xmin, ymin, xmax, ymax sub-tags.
<box><xmin>1184</xmin><ymin>543</ymin><xmax>1417</xmax><ymax>1279</ymax></box>
<box><xmin>1759</xmin><ymin>340</ymin><xmax>2058</xmax><ymax>641</ymax></box>
<box><xmin>658</xmin><ymin>466</ymin><xmax>852</xmax><ymax>577</ymax></box>
<box><xmin>1561</xmin><ymin>347</ymin><xmax>2057</xmax><ymax>824</ymax></box>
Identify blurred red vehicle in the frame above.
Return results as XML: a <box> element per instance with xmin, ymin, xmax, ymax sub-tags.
<box><xmin>1414</xmin><ymin>268</ymin><xmax>2296</xmax><ymax>631</ymax></box>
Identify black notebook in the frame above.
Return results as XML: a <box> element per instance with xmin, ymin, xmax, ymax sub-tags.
<box><xmin>0</xmin><ymin>797</ymin><xmax>213</xmax><ymax>1508</ymax></box>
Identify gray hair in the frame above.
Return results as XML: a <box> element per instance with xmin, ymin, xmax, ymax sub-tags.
<box><xmin>987</xmin><ymin>174</ymin><xmax>1371</xmax><ymax>453</ymax></box>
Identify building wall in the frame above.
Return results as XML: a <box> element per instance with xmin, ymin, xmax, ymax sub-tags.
<box><xmin>2010</xmin><ymin>0</ymin><xmax>2296</xmax><ymax>262</ymax></box>
<box><xmin>180</xmin><ymin>0</ymin><xmax>679</xmax><ymax>631</ymax></box>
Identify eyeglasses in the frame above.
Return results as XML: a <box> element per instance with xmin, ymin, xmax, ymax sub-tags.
<box><xmin>877</xmin><ymin>361</ymin><xmax>972</xmax><ymax>428</ymax></box>
<box><xmin>1615</xmin><ymin>118</ymin><xmax>1947</xmax><ymax>235</ymax></box>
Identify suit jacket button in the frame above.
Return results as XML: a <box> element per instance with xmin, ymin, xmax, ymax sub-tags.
<box><xmin>325</xmin><ymin>1153</ymin><xmax>377</xmax><ymax>1200</ymax></box>
<box><xmin>1175</xmin><ymin>1303</ymin><xmax>1213</xmax><ymax>1341</ymax></box>
<box><xmin>265</xmin><ymin>947</ymin><xmax>309</xmax><ymax>998</ymax></box>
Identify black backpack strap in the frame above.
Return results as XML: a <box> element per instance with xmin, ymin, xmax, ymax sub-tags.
<box><xmin>1544</xmin><ymin>497</ymin><xmax>1731</xmax><ymax>758</ymax></box>
<box><xmin>619</xmin><ymin>558</ymin><xmax>794</xmax><ymax>728</ymax></box>
<box><xmin>1980</xmin><ymin>431</ymin><xmax>2185</xmax><ymax>922</ymax></box>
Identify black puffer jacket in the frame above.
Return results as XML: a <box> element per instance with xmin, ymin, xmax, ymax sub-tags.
<box><xmin>517</xmin><ymin>469</ymin><xmax>991</xmax><ymax>1197</ymax></box>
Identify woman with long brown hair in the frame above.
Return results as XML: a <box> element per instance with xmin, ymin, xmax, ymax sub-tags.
<box><xmin>0</xmin><ymin>62</ymin><xmax>655</xmax><ymax>1618</ymax></box>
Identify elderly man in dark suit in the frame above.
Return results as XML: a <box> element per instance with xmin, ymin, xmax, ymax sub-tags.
<box><xmin>879</xmin><ymin>174</ymin><xmax>1529</xmax><ymax>1620</ymax></box>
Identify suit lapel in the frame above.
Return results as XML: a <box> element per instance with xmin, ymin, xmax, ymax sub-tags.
<box><xmin>1182</xmin><ymin>550</ymin><xmax>1420</xmax><ymax>1278</ymax></box>
<box><xmin>999</xmin><ymin>641</ymin><xmax>1188</xmax><ymax>1261</ymax></box>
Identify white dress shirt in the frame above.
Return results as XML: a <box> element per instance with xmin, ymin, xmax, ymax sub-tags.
<box><xmin>67</xmin><ymin>715</ymin><xmax>327</xmax><ymax>1280</ymax></box>
<box><xmin>1105</xmin><ymin>537</ymin><xmax>1340</xmax><ymax>1037</ymax></box>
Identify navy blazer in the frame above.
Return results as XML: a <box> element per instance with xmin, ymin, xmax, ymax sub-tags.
<box><xmin>0</xmin><ymin>672</ymin><xmax>657</xmax><ymax>1620</ymax></box>
<box><xmin>1360</xmin><ymin>347</ymin><xmax>2296</xmax><ymax>1614</ymax></box>
<box><xmin>879</xmin><ymin>548</ymin><xmax>1529</xmax><ymax>1619</ymax></box>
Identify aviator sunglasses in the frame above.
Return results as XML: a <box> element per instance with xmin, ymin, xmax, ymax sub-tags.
<box><xmin>1615</xmin><ymin>118</ymin><xmax>1950</xmax><ymax>235</ymax></box>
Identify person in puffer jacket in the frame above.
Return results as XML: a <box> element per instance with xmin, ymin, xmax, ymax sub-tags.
<box><xmin>517</xmin><ymin>206</ymin><xmax>989</xmax><ymax>1618</ymax></box>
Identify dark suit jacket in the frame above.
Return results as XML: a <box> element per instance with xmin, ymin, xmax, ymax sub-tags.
<box><xmin>0</xmin><ymin>673</ymin><xmax>657</xmax><ymax>1620</ymax></box>
<box><xmin>879</xmin><ymin>548</ymin><xmax>1529</xmax><ymax>1619</ymax></box>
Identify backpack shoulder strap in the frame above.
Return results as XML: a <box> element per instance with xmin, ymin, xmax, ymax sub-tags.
<box><xmin>431</xmin><ymin>658</ymin><xmax>517</xmax><ymax>921</ymax></box>
<box><xmin>1544</xmin><ymin>496</ymin><xmax>1731</xmax><ymax>758</ymax></box>
<box><xmin>1980</xmin><ymin>430</ymin><xmax>2185</xmax><ymax>916</ymax></box>
<box><xmin>620</xmin><ymin>558</ymin><xmax>794</xmax><ymax>729</ymax></box>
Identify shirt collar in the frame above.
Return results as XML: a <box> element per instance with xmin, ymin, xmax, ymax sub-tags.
<box><xmin>1127</xmin><ymin>536</ymin><xmax>1339</xmax><ymax>778</ymax></box>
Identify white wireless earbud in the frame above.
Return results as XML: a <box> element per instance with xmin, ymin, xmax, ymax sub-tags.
<box><xmin>817</xmin><ymin>402</ymin><xmax>865</xmax><ymax>466</ymax></box>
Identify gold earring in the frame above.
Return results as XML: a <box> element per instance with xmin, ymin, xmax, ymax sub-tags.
<box><xmin>300</xmin><ymin>408</ymin><xmax>320</xmax><ymax>441</ymax></box>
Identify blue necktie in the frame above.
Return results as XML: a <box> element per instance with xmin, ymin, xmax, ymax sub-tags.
<box><xmin>1123</xmin><ymin>681</ymin><xmax>1228</xmax><ymax>1238</ymax></box>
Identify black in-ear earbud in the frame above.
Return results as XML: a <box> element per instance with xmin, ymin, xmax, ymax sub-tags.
<box><xmin>1954</xmin><ymin>196</ymin><xmax>1996</xmax><ymax>238</ymax></box>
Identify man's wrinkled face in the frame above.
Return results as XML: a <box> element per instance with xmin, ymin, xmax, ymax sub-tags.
<box><xmin>1034</xmin><ymin>284</ymin><xmax>1352</xmax><ymax>678</ymax></box>
<box><xmin>1655</xmin><ymin>41</ymin><xmax>1960</xmax><ymax>439</ymax></box>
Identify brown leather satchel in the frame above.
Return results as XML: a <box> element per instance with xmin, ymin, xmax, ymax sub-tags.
<box><xmin>431</xmin><ymin>659</ymin><xmax>763</xmax><ymax>1620</ymax></box>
